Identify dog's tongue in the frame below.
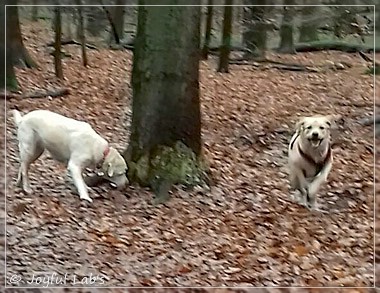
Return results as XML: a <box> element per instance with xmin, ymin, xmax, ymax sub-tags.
<box><xmin>311</xmin><ymin>139</ymin><xmax>321</xmax><ymax>147</ymax></box>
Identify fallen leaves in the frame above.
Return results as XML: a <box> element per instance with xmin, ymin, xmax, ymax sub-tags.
<box><xmin>2</xmin><ymin>19</ymin><xmax>376</xmax><ymax>288</ymax></box>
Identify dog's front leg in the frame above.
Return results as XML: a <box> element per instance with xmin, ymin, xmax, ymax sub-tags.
<box><xmin>292</xmin><ymin>168</ymin><xmax>309</xmax><ymax>205</ymax></box>
<box><xmin>68</xmin><ymin>161</ymin><xmax>92</xmax><ymax>203</ymax></box>
<box><xmin>307</xmin><ymin>161</ymin><xmax>332</xmax><ymax>209</ymax></box>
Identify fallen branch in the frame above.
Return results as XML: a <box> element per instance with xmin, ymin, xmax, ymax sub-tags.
<box><xmin>334</xmin><ymin>100</ymin><xmax>372</xmax><ymax>108</ymax></box>
<box><xmin>295</xmin><ymin>41</ymin><xmax>379</xmax><ymax>53</ymax></box>
<box><xmin>109</xmin><ymin>42</ymin><xmax>134</xmax><ymax>51</ymax></box>
<box><xmin>0</xmin><ymin>88</ymin><xmax>70</xmax><ymax>100</ymax></box>
<box><xmin>0</xmin><ymin>91</ymin><xmax>19</xmax><ymax>99</ymax></box>
<box><xmin>358</xmin><ymin>115</ymin><xmax>380</xmax><ymax>126</ymax></box>
<box><xmin>359</xmin><ymin>51</ymin><xmax>380</xmax><ymax>67</ymax></box>
<box><xmin>47</xmin><ymin>39</ymin><xmax>97</xmax><ymax>50</ymax></box>
<box><xmin>208</xmin><ymin>46</ymin><xmax>252</xmax><ymax>56</ymax></box>
<box><xmin>24</xmin><ymin>88</ymin><xmax>70</xmax><ymax>99</ymax></box>
<box><xmin>358</xmin><ymin>51</ymin><xmax>373</xmax><ymax>62</ymax></box>
<box><xmin>229</xmin><ymin>58</ymin><xmax>349</xmax><ymax>73</ymax></box>
<box><xmin>265</xmin><ymin>64</ymin><xmax>320</xmax><ymax>72</ymax></box>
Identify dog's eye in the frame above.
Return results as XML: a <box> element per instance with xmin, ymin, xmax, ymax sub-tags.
<box><xmin>319</xmin><ymin>126</ymin><xmax>325</xmax><ymax>130</ymax></box>
<box><xmin>306</xmin><ymin>126</ymin><xmax>312</xmax><ymax>130</ymax></box>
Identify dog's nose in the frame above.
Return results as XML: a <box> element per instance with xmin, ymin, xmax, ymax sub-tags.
<box><xmin>312</xmin><ymin>132</ymin><xmax>319</xmax><ymax>138</ymax></box>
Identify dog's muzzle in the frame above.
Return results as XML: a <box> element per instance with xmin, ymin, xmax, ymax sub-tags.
<box><xmin>108</xmin><ymin>175</ymin><xmax>128</xmax><ymax>189</ymax></box>
<box><xmin>308</xmin><ymin>132</ymin><xmax>323</xmax><ymax>147</ymax></box>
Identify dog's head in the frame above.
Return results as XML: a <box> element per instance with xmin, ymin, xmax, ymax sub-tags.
<box><xmin>101</xmin><ymin>147</ymin><xmax>129</xmax><ymax>189</ymax></box>
<box><xmin>295</xmin><ymin>115</ymin><xmax>340</xmax><ymax>148</ymax></box>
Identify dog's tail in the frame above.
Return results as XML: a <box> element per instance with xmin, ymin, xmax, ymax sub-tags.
<box><xmin>12</xmin><ymin>109</ymin><xmax>23</xmax><ymax>126</ymax></box>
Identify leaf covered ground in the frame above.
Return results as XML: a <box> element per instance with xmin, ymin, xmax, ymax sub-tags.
<box><xmin>2</xmin><ymin>21</ymin><xmax>376</xmax><ymax>289</ymax></box>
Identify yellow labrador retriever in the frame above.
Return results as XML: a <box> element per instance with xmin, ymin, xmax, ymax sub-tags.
<box><xmin>12</xmin><ymin>109</ymin><xmax>128</xmax><ymax>203</ymax></box>
<box><xmin>288</xmin><ymin>115</ymin><xmax>340</xmax><ymax>210</ymax></box>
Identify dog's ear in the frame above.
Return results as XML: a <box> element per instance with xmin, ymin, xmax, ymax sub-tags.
<box><xmin>107</xmin><ymin>163</ymin><xmax>114</xmax><ymax>177</ymax></box>
<box><xmin>295</xmin><ymin>117</ymin><xmax>306</xmax><ymax>132</ymax></box>
<box><xmin>326</xmin><ymin>114</ymin><xmax>342</xmax><ymax>129</ymax></box>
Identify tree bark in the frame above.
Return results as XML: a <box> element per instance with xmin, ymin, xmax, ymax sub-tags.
<box><xmin>1</xmin><ymin>4</ymin><xmax>18</xmax><ymax>90</ymax></box>
<box><xmin>65</xmin><ymin>12</ymin><xmax>73</xmax><ymax>39</ymax></box>
<box><xmin>111</xmin><ymin>0</ymin><xmax>125</xmax><ymax>42</ymax></box>
<box><xmin>242</xmin><ymin>0</ymin><xmax>267</xmax><ymax>59</ymax></box>
<box><xmin>6</xmin><ymin>0</ymin><xmax>37</xmax><ymax>68</ymax></box>
<box><xmin>201</xmin><ymin>0</ymin><xmax>213</xmax><ymax>60</ymax></box>
<box><xmin>101</xmin><ymin>4</ymin><xmax>120</xmax><ymax>44</ymax></box>
<box><xmin>278</xmin><ymin>0</ymin><xmax>295</xmax><ymax>54</ymax></box>
<box><xmin>126</xmin><ymin>1</ymin><xmax>202</xmax><ymax>193</ymax></box>
<box><xmin>31</xmin><ymin>0</ymin><xmax>38</xmax><ymax>21</ymax></box>
<box><xmin>54</xmin><ymin>5</ymin><xmax>64</xmax><ymax>79</ymax></box>
<box><xmin>298</xmin><ymin>1</ymin><xmax>319</xmax><ymax>42</ymax></box>
<box><xmin>218</xmin><ymin>0</ymin><xmax>233</xmax><ymax>73</ymax></box>
<box><xmin>76</xmin><ymin>1</ymin><xmax>88</xmax><ymax>67</ymax></box>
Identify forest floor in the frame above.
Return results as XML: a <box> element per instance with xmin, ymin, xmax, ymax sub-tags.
<box><xmin>1</xmin><ymin>21</ymin><xmax>378</xmax><ymax>291</ymax></box>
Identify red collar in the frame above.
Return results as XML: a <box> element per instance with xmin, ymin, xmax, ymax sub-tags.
<box><xmin>103</xmin><ymin>146</ymin><xmax>110</xmax><ymax>159</ymax></box>
<box><xmin>298</xmin><ymin>144</ymin><xmax>331</xmax><ymax>176</ymax></box>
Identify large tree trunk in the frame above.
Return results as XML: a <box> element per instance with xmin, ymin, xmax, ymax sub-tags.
<box><xmin>298</xmin><ymin>1</ymin><xmax>319</xmax><ymax>42</ymax></box>
<box><xmin>201</xmin><ymin>0</ymin><xmax>214</xmax><ymax>60</ymax></box>
<box><xmin>218</xmin><ymin>0</ymin><xmax>233</xmax><ymax>73</ymax></box>
<box><xmin>126</xmin><ymin>1</ymin><xmax>202</xmax><ymax>199</ymax></box>
<box><xmin>1</xmin><ymin>4</ymin><xmax>18</xmax><ymax>90</ymax></box>
<box><xmin>54</xmin><ymin>5</ymin><xmax>64</xmax><ymax>79</ymax></box>
<box><xmin>242</xmin><ymin>0</ymin><xmax>267</xmax><ymax>59</ymax></box>
<box><xmin>278</xmin><ymin>0</ymin><xmax>295</xmax><ymax>54</ymax></box>
<box><xmin>6</xmin><ymin>0</ymin><xmax>37</xmax><ymax>68</ymax></box>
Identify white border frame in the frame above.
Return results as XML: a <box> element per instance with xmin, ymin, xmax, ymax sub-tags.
<box><xmin>3</xmin><ymin>3</ymin><xmax>376</xmax><ymax>289</ymax></box>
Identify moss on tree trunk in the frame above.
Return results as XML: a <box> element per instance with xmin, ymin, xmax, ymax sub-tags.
<box><xmin>125</xmin><ymin>1</ymin><xmax>204</xmax><ymax>202</ymax></box>
<box><xmin>6</xmin><ymin>74</ymin><xmax>18</xmax><ymax>91</ymax></box>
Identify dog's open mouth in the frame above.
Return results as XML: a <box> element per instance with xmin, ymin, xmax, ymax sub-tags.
<box><xmin>309</xmin><ymin>137</ymin><xmax>322</xmax><ymax>147</ymax></box>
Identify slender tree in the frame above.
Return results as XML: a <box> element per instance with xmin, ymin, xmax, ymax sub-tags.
<box><xmin>31</xmin><ymin>0</ymin><xmax>38</xmax><ymax>21</ymax></box>
<box><xmin>125</xmin><ymin>1</ymin><xmax>203</xmax><ymax>202</ymax></box>
<box><xmin>218</xmin><ymin>0</ymin><xmax>233</xmax><ymax>73</ymax></box>
<box><xmin>102</xmin><ymin>4</ymin><xmax>120</xmax><ymax>44</ymax></box>
<box><xmin>201</xmin><ymin>0</ymin><xmax>214</xmax><ymax>60</ymax></box>
<box><xmin>111</xmin><ymin>0</ymin><xmax>125</xmax><ymax>42</ymax></box>
<box><xmin>242</xmin><ymin>0</ymin><xmax>267</xmax><ymax>59</ymax></box>
<box><xmin>6</xmin><ymin>0</ymin><xmax>37</xmax><ymax>68</ymax></box>
<box><xmin>1</xmin><ymin>4</ymin><xmax>18</xmax><ymax>90</ymax></box>
<box><xmin>278</xmin><ymin>0</ymin><xmax>295</xmax><ymax>54</ymax></box>
<box><xmin>298</xmin><ymin>1</ymin><xmax>319</xmax><ymax>42</ymax></box>
<box><xmin>76</xmin><ymin>1</ymin><xmax>88</xmax><ymax>66</ymax></box>
<box><xmin>54</xmin><ymin>5</ymin><xmax>63</xmax><ymax>79</ymax></box>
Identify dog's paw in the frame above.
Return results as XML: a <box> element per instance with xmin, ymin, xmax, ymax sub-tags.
<box><xmin>80</xmin><ymin>196</ymin><xmax>93</xmax><ymax>203</ymax></box>
<box><xmin>23</xmin><ymin>185</ymin><xmax>33</xmax><ymax>194</ymax></box>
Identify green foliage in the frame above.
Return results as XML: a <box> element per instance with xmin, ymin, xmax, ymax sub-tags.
<box><xmin>150</xmin><ymin>141</ymin><xmax>206</xmax><ymax>187</ymax></box>
<box><xmin>365</xmin><ymin>66</ymin><xmax>380</xmax><ymax>75</ymax></box>
<box><xmin>129</xmin><ymin>141</ymin><xmax>208</xmax><ymax>203</ymax></box>
<box><xmin>6</xmin><ymin>75</ymin><xmax>18</xmax><ymax>91</ymax></box>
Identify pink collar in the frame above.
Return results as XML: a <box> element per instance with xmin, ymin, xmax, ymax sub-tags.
<box><xmin>103</xmin><ymin>146</ymin><xmax>110</xmax><ymax>159</ymax></box>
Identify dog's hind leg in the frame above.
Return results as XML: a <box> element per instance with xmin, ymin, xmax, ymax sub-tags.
<box><xmin>67</xmin><ymin>160</ymin><xmax>92</xmax><ymax>203</ymax></box>
<box><xmin>16</xmin><ymin>134</ymin><xmax>44</xmax><ymax>194</ymax></box>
